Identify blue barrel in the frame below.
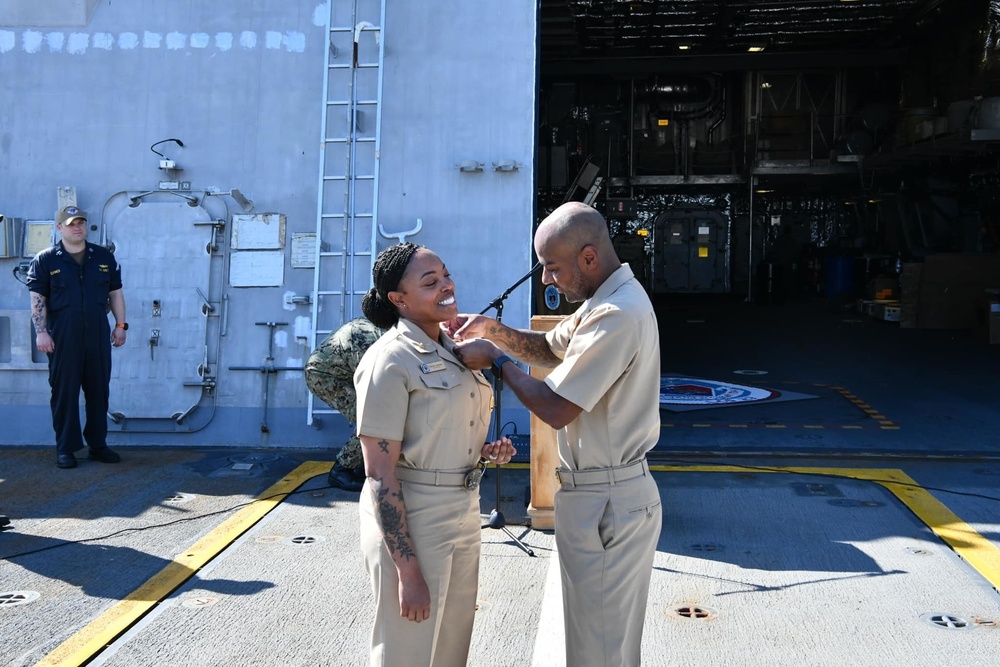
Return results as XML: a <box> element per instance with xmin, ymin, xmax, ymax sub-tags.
<box><xmin>825</xmin><ymin>256</ymin><xmax>855</xmax><ymax>298</ymax></box>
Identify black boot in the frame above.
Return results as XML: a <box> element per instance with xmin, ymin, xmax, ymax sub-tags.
<box><xmin>328</xmin><ymin>462</ymin><xmax>364</xmax><ymax>492</ymax></box>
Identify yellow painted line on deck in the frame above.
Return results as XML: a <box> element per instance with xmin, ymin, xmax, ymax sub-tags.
<box><xmin>39</xmin><ymin>461</ymin><xmax>998</xmax><ymax>664</ymax></box>
<box><xmin>823</xmin><ymin>384</ymin><xmax>898</xmax><ymax>429</ymax></box>
<box><xmin>648</xmin><ymin>465</ymin><xmax>1000</xmax><ymax>591</ymax></box>
<box><xmin>37</xmin><ymin>461</ymin><xmax>333</xmax><ymax>667</ymax></box>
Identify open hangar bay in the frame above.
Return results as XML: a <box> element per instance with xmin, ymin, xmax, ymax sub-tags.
<box><xmin>2</xmin><ymin>1</ymin><xmax>1000</xmax><ymax>666</ymax></box>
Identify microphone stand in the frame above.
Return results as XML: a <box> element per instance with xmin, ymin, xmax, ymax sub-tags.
<box><xmin>479</xmin><ymin>262</ymin><xmax>540</xmax><ymax>557</ymax></box>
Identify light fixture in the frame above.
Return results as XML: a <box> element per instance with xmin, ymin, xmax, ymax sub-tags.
<box><xmin>761</xmin><ymin>81</ymin><xmax>773</xmax><ymax>89</ymax></box>
<box><xmin>457</xmin><ymin>160</ymin><xmax>484</xmax><ymax>173</ymax></box>
<box><xmin>150</xmin><ymin>138</ymin><xmax>184</xmax><ymax>171</ymax></box>
<box><xmin>493</xmin><ymin>159</ymin><xmax>520</xmax><ymax>173</ymax></box>
<box><xmin>755</xmin><ymin>189</ymin><xmax>773</xmax><ymax>194</ymax></box>
<box><xmin>747</xmin><ymin>44</ymin><xmax>766</xmax><ymax>53</ymax></box>
<box><xmin>677</xmin><ymin>43</ymin><xmax>692</xmax><ymax>51</ymax></box>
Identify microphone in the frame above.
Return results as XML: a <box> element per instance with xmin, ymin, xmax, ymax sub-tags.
<box><xmin>480</xmin><ymin>260</ymin><xmax>542</xmax><ymax>315</ymax></box>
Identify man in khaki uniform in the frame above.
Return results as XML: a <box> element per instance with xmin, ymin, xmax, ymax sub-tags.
<box><xmin>448</xmin><ymin>202</ymin><xmax>662</xmax><ymax>667</ymax></box>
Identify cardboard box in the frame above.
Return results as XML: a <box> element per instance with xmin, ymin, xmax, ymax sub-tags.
<box><xmin>899</xmin><ymin>263</ymin><xmax>922</xmax><ymax>328</ymax></box>
<box><xmin>972</xmin><ymin>291</ymin><xmax>1000</xmax><ymax>342</ymax></box>
<box><xmin>872</xmin><ymin>301</ymin><xmax>901</xmax><ymax>322</ymax></box>
<box><xmin>916</xmin><ymin>255</ymin><xmax>1000</xmax><ymax>329</ymax></box>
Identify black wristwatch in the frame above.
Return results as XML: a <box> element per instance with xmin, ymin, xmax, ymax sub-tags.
<box><xmin>491</xmin><ymin>354</ymin><xmax>514</xmax><ymax>378</ymax></box>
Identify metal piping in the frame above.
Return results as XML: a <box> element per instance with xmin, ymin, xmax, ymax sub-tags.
<box><xmin>707</xmin><ymin>82</ymin><xmax>726</xmax><ymax>148</ymax></box>
<box><xmin>370</xmin><ymin>0</ymin><xmax>388</xmax><ymax>297</ymax></box>
<box><xmin>748</xmin><ymin>177</ymin><xmax>755</xmax><ymax>303</ymax></box>
<box><xmin>126</xmin><ymin>190</ymin><xmax>200</xmax><ymax>207</ymax></box>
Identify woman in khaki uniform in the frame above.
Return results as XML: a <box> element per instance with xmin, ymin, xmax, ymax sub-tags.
<box><xmin>354</xmin><ymin>243</ymin><xmax>515</xmax><ymax>667</ymax></box>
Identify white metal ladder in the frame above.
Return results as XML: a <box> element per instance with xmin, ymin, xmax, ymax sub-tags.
<box><xmin>308</xmin><ymin>0</ymin><xmax>386</xmax><ymax>426</ymax></box>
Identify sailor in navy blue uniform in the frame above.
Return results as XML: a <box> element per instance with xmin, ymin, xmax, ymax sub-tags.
<box><xmin>26</xmin><ymin>206</ymin><xmax>127</xmax><ymax>468</ymax></box>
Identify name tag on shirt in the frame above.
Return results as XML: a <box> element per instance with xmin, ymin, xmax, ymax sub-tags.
<box><xmin>420</xmin><ymin>360</ymin><xmax>447</xmax><ymax>373</ymax></box>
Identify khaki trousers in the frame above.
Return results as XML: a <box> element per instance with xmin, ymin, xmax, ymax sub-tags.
<box><xmin>360</xmin><ymin>481</ymin><xmax>481</xmax><ymax>667</ymax></box>
<box><xmin>554</xmin><ymin>471</ymin><xmax>662</xmax><ymax>667</ymax></box>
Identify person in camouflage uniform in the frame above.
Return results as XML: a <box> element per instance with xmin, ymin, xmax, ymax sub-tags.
<box><xmin>305</xmin><ymin>317</ymin><xmax>385</xmax><ymax>491</ymax></box>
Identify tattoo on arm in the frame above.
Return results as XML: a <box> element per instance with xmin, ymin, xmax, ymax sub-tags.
<box><xmin>370</xmin><ymin>477</ymin><xmax>417</xmax><ymax>562</ymax></box>
<box><xmin>494</xmin><ymin>328</ymin><xmax>560</xmax><ymax>367</ymax></box>
<box><xmin>377</xmin><ymin>439</ymin><xmax>389</xmax><ymax>453</ymax></box>
<box><xmin>30</xmin><ymin>293</ymin><xmax>48</xmax><ymax>334</ymax></box>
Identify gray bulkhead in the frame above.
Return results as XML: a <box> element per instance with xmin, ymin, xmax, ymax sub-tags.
<box><xmin>0</xmin><ymin>1</ymin><xmax>538</xmax><ymax>447</ymax></box>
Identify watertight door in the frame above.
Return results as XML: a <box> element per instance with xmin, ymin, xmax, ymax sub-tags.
<box><xmin>105</xmin><ymin>199</ymin><xmax>213</xmax><ymax>422</ymax></box>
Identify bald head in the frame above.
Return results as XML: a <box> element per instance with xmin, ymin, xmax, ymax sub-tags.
<box><xmin>534</xmin><ymin>202</ymin><xmax>621</xmax><ymax>302</ymax></box>
<box><xmin>536</xmin><ymin>202</ymin><xmax>614</xmax><ymax>255</ymax></box>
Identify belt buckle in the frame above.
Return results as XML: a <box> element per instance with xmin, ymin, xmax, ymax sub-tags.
<box><xmin>464</xmin><ymin>462</ymin><xmax>486</xmax><ymax>490</ymax></box>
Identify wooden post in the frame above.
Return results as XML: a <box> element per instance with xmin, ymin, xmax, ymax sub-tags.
<box><xmin>526</xmin><ymin>315</ymin><xmax>565</xmax><ymax>530</ymax></box>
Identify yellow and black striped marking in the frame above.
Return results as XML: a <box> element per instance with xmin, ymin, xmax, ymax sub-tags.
<box><xmin>822</xmin><ymin>383</ymin><xmax>899</xmax><ymax>429</ymax></box>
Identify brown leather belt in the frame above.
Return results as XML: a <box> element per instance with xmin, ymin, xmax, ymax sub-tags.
<box><xmin>555</xmin><ymin>459</ymin><xmax>649</xmax><ymax>488</ymax></box>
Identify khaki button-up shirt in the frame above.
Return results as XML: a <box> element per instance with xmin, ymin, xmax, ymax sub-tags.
<box><xmin>355</xmin><ymin>318</ymin><xmax>494</xmax><ymax>471</ymax></box>
<box><xmin>544</xmin><ymin>265</ymin><xmax>661</xmax><ymax>470</ymax></box>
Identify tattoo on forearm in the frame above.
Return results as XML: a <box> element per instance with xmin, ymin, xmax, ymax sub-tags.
<box><xmin>371</xmin><ymin>478</ymin><xmax>417</xmax><ymax>562</ymax></box>
<box><xmin>495</xmin><ymin>329</ymin><xmax>559</xmax><ymax>367</ymax></box>
<box><xmin>377</xmin><ymin>439</ymin><xmax>389</xmax><ymax>453</ymax></box>
<box><xmin>30</xmin><ymin>294</ymin><xmax>48</xmax><ymax>334</ymax></box>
